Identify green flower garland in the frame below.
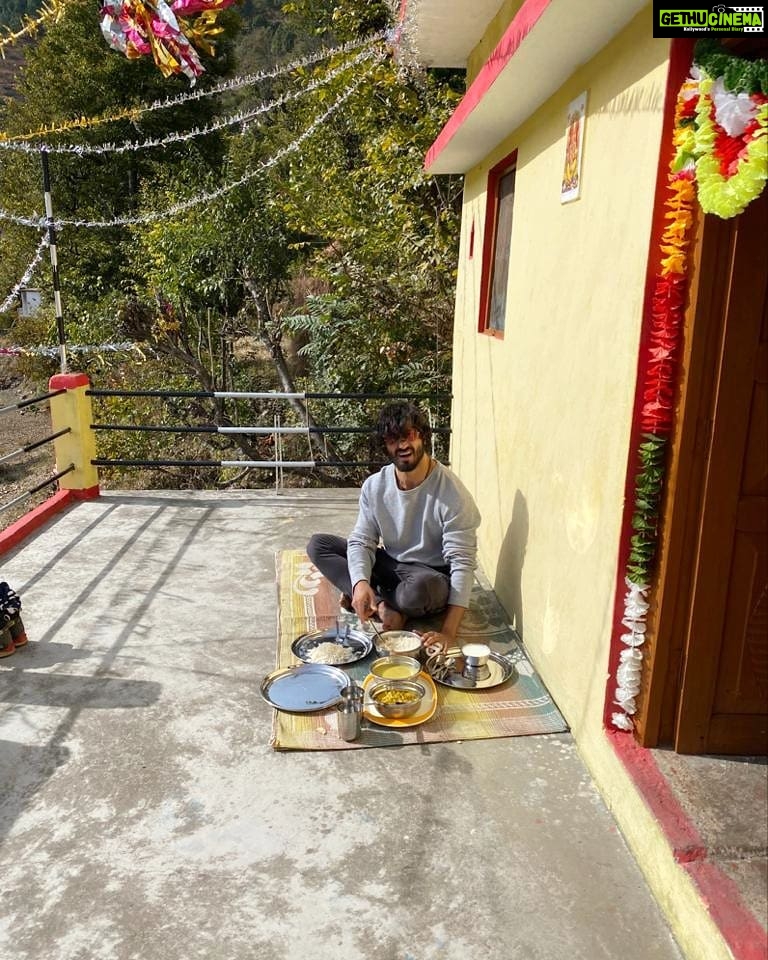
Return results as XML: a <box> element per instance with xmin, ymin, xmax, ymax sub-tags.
<box><xmin>694</xmin><ymin>39</ymin><xmax>768</xmax><ymax>95</ymax></box>
<box><xmin>627</xmin><ymin>435</ymin><xmax>668</xmax><ymax>584</ymax></box>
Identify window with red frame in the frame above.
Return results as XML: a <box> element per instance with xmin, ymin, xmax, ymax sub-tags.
<box><xmin>478</xmin><ymin>152</ymin><xmax>517</xmax><ymax>337</ymax></box>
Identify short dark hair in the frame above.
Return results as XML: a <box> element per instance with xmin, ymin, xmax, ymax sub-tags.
<box><xmin>376</xmin><ymin>401</ymin><xmax>432</xmax><ymax>453</ymax></box>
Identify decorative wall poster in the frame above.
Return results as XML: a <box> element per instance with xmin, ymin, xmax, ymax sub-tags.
<box><xmin>561</xmin><ymin>92</ymin><xmax>587</xmax><ymax>203</ymax></box>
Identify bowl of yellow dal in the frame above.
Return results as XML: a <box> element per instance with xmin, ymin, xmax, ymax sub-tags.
<box><xmin>370</xmin><ymin>655</ymin><xmax>421</xmax><ymax>683</ymax></box>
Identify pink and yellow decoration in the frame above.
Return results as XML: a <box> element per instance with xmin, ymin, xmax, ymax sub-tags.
<box><xmin>99</xmin><ymin>0</ymin><xmax>236</xmax><ymax>82</ymax></box>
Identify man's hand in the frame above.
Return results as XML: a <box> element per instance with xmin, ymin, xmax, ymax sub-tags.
<box><xmin>418</xmin><ymin>630</ymin><xmax>452</xmax><ymax>654</ymax></box>
<box><xmin>352</xmin><ymin>580</ymin><xmax>378</xmax><ymax>623</ymax></box>
<box><xmin>418</xmin><ymin>604</ymin><xmax>467</xmax><ymax>654</ymax></box>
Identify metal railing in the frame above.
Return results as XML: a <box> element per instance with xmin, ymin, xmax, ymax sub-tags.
<box><xmin>87</xmin><ymin>388</ymin><xmax>451</xmax><ymax>478</ymax></box>
<box><xmin>0</xmin><ymin>388</ymin><xmax>74</xmax><ymax>515</ymax></box>
<box><xmin>1</xmin><ymin>381</ymin><xmax>452</xmax><ymax>517</ymax></box>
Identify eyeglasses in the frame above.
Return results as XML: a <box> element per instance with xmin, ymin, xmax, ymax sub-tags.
<box><xmin>383</xmin><ymin>427</ymin><xmax>420</xmax><ymax>444</ymax></box>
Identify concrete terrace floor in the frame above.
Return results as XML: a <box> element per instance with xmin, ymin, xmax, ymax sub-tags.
<box><xmin>0</xmin><ymin>489</ymin><xmax>688</xmax><ymax>960</ymax></box>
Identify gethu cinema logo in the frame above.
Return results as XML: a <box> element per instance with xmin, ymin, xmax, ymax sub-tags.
<box><xmin>659</xmin><ymin>7</ymin><xmax>764</xmax><ymax>29</ymax></box>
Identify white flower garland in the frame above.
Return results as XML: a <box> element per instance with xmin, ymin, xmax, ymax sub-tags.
<box><xmin>611</xmin><ymin>578</ymin><xmax>650</xmax><ymax>731</ymax></box>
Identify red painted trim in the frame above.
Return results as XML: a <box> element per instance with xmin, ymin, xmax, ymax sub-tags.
<box><xmin>0</xmin><ymin>489</ymin><xmax>75</xmax><ymax>557</ymax></box>
<box><xmin>686</xmin><ymin>861</ymin><xmax>768</xmax><ymax>960</ymax></box>
<box><xmin>609</xmin><ymin>730</ymin><xmax>706</xmax><ymax>862</ymax></box>
<box><xmin>478</xmin><ymin>149</ymin><xmax>517</xmax><ymax>338</ymax></box>
<box><xmin>425</xmin><ymin>0</ymin><xmax>553</xmax><ymax>171</ymax></box>
<box><xmin>602</xmin><ymin>38</ymin><xmax>697</xmax><ymax>730</ymax></box>
<box><xmin>609</xmin><ymin>731</ymin><xmax>768</xmax><ymax>960</ymax></box>
<box><xmin>49</xmin><ymin>372</ymin><xmax>89</xmax><ymax>390</ymax></box>
<box><xmin>71</xmin><ymin>484</ymin><xmax>100</xmax><ymax>501</ymax></box>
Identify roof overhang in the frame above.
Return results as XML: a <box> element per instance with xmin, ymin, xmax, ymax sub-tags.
<box><xmin>396</xmin><ymin>0</ymin><xmax>502</xmax><ymax>67</ymax></box>
<box><xmin>420</xmin><ymin>0</ymin><xmax>649</xmax><ymax>174</ymax></box>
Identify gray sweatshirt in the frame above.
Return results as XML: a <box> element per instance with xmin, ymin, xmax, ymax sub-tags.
<box><xmin>347</xmin><ymin>461</ymin><xmax>481</xmax><ymax>608</ymax></box>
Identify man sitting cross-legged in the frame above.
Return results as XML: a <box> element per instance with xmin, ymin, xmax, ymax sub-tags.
<box><xmin>307</xmin><ymin>401</ymin><xmax>481</xmax><ymax>652</ymax></box>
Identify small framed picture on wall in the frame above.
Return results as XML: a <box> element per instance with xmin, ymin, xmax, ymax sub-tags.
<box><xmin>561</xmin><ymin>91</ymin><xmax>587</xmax><ymax>203</ymax></box>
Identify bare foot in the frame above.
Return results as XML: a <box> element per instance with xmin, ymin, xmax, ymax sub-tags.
<box><xmin>377</xmin><ymin>601</ymin><xmax>406</xmax><ymax>631</ymax></box>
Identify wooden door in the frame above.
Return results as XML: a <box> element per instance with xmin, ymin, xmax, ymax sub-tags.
<box><xmin>674</xmin><ymin>189</ymin><xmax>768</xmax><ymax>755</ymax></box>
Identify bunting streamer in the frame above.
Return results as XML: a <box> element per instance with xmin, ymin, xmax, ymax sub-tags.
<box><xmin>0</xmin><ymin>64</ymin><xmax>377</xmax><ymax>232</ymax></box>
<box><xmin>99</xmin><ymin>0</ymin><xmax>237</xmax><ymax>82</ymax></box>
<box><xmin>0</xmin><ymin>47</ymin><xmax>377</xmax><ymax>156</ymax></box>
<box><xmin>0</xmin><ymin>33</ymin><xmax>384</xmax><ymax>143</ymax></box>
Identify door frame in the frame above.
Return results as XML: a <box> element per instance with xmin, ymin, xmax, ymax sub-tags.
<box><xmin>636</xmin><ymin>191</ymin><xmax>767</xmax><ymax>750</ymax></box>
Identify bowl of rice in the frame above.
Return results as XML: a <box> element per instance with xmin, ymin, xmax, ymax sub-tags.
<box><xmin>374</xmin><ymin>629</ymin><xmax>423</xmax><ymax>660</ymax></box>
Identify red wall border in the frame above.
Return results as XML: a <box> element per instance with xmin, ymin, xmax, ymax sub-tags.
<box><xmin>0</xmin><ymin>486</ymin><xmax>99</xmax><ymax>558</ymax></box>
<box><xmin>610</xmin><ymin>731</ymin><xmax>768</xmax><ymax>960</ymax></box>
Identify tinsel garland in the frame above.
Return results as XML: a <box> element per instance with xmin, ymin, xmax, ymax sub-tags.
<box><xmin>0</xmin><ymin>34</ymin><xmax>383</xmax><ymax>144</ymax></box>
<box><xmin>0</xmin><ymin>0</ymin><xmax>69</xmax><ymax>55</ymax></box>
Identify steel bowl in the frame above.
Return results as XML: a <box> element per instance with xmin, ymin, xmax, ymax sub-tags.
<box><xmin>370</xmin><ymin>655</ymin><xmax>421</xmax><ymax>683</ymax></box>
<box><xmin>368</xmin><ymin>679</ymin><xmax>426</xmax><ymax>719</ymax></box>
<box><xmin>374</xmin><ymin>629</ymin><xmax>424</xmax><ymax>659</ymax></box>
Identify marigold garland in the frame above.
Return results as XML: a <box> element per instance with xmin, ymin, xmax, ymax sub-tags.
<box><xmin>612</xmin><ymin>44</ymin><xmax>767</xmax><ymax>730</ymax></box>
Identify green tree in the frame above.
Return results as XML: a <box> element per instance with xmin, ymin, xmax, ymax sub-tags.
<box><xmin>1</xmin><ymin>0</ymin><xmax>464</xmax><ymax>488</ymax></box>
<box><xmin>0</xmin><ymin>0</ymin><xmax>237</xmax><ymax>321</ymax></box>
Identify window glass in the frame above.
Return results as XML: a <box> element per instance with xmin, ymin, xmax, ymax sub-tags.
<box><xmin>487</xmin><ymin>168</ymin><xmax>516</xmax><ymax>332</ymax></box>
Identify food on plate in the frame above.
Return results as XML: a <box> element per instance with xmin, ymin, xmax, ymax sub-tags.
<box><xmin>306</xmin><ymin>642</ymin><xmax>354</xmax><ymax>665</ymax></box>
<box><xmin>374</xmin><ymin>662</ymin><xmax>414</xmax><ymax>679</ymax></box>
<box><xmin>367</xmin><ymin>678</ymin><xmax>426</xmax><ymax>718</ymax></box>
<box><xmin>379</xmin><ymin>631</ymin><xmax>422</xmax><ymax>654</ymax></box>
<box><xmin>372</xmin><ymin>687</ymin><xmax>420</xmax><ymax>705</ymax></box>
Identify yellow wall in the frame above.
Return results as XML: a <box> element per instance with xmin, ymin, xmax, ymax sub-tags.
<box><xmin>452</xmin><ymin>12</ymin><xmax>668</xmax><ymax>739</ymax></box>
<box><xmin>450</xmin><ymin>13</ymin><xmax>739</xmax><ymax>957</ymax></box>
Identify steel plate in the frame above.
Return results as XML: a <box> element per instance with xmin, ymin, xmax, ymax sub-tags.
<box><xmin>291</xmin><ymin>627</ymin><xmax>372</xmax><ymax>665</ymax></box>
<box><xmin>426</xmin><ymin>648</ymin><xmax>517</xmax><ymax>690</ymax></box>
<box><xmin>260</xmin><ymin>663</ymin><xmax>349</xmax><ymax>712</ymax></box>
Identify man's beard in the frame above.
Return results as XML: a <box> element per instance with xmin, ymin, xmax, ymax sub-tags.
<box><xmin>393</xmin><ymin>444</ymin><xmax>427</xmax><ymax>473</ymax></box>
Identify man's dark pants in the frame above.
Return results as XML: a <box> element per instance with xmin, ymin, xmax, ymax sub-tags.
<box><xmin>307</xmin><ymin>533</ymin><xmax>449</xmax><ymax>619</ymax></box>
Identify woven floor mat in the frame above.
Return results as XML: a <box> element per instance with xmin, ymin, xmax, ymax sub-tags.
<box><xmin>270</xmin><ymin>550</ymin><xmax>568</xmax><ymax>750</ymax></box>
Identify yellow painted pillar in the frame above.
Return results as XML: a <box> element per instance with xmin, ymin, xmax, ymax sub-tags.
<box><xmin>48</xmin><ymin>372</ymin><xmax>99</xmax><ymax>496</ymax></box>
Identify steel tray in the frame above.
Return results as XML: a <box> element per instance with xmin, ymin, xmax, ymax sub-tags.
<box><xmin>260</xmin><ymin>663</ymin><xmax>349</xmax><ymax>712</ymax></box>
<box><xmin>426</xmin><ymin>648</ymin><xmax>517</xmax><ymax>690</ymax></box>
<box><xmin>291</xmin><ymin>626</ymin><xmax>373</xmax><ymax>665</ymax></box>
